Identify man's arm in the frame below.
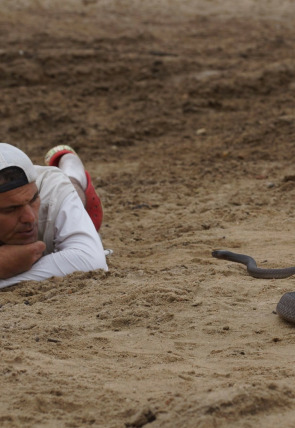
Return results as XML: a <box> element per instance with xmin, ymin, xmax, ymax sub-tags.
<box><xmin>0</xmin><ymin>241</ymin><xmax>45</xmax><ymax>279</ymax></box>
<box><xmin>0</xmin><ymin>192</ymin><xmax>108</xmax><ymax>288</ymax></box>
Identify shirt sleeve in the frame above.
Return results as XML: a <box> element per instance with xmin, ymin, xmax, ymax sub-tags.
<box><xmin>0</xmin><ymin>192</ymin><xmax>108</xmax><ymax>288</ymax></box>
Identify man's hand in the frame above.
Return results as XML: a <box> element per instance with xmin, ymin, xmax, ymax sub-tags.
<box><xmin>0</xmin><ymin>241</ymin><xmax>46</xmax><ymax>279</ymax></box>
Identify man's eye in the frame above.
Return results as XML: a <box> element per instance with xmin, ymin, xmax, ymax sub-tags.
<box><xmin>31</xmin><ymin>194</ymin><xmax>40</xmax><ymax>205</ymax></box>
<box><xmin>1</xmin><ymin>207</ymin><xmax>16</xmax><ymax>214</ymax></box>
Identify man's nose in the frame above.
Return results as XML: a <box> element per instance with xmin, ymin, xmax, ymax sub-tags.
<box><xmin>20</xmin><ymin>205</ymin><xmax>36</xmax><ymax>223</ymax></box>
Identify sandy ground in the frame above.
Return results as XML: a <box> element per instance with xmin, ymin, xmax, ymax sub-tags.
<box><xmin>2</xmin><ymin>0</ymin><xmax>295</xmax><ymax>427</ymax></box>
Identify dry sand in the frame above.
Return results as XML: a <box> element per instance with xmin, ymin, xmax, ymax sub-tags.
<box><xmin>1</xmin><ymin>0</ymin><xmax>295</xmax><ymax>427</ymax></box>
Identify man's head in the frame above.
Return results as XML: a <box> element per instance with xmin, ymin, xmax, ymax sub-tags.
<box><xmin>0</xmin><ymin>143</ymin><xmax>40</xmax><ymax>245</ymax></box>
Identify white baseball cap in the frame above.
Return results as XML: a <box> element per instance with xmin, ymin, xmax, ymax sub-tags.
<box><xmin>0</xmin><ymin>143</ymin><xmax>37</xmax><ymax>193</ymax></box>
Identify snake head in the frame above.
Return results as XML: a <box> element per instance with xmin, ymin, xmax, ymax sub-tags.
<box><xmin>212</xmin><ymin>250</ymin><xmax>232</xmax><ymax>260</ymax></box>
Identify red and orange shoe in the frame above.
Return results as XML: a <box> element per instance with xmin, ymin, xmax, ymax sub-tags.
<box><xmin>44</xmin><ymin>144</ymin><xmax>77</xmax><ymax>167</ymax></box>
<box><xmin>45</xmin><ymin>145</ymin><xmax>103</xmax><ymax>231</ymax></box>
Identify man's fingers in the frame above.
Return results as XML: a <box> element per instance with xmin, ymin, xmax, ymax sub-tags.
<box><xmin>0</xmin><ymin>242</ymin><xmax>46</xmax><ymax>279</ymax></box>
<box><xmin>35</xmin><ymin>241</ymin><xmax>46</xmax><ymax>252</ymax></box>
<box><xmin>28</xmin><ymin>241</ymin><xmax>46</xmax><ymax>263</ymax></box>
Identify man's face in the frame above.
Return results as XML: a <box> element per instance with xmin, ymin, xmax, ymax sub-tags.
<box><xmin>0</xmin><ymin>182</ymin><xmax>40</xmax><ymax>245</ymax></box>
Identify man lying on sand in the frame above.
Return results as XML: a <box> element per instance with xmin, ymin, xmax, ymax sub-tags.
<box><xmin>0</xmin><ymin>143</ymin><xmax>108</xmax><ymax>288</ymax></box>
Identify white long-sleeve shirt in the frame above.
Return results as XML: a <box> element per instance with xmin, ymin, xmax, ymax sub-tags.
<box><xmin>0</xmin><ymin>191</ymin><xmax>108</xmax><ymax>288</ymax></box>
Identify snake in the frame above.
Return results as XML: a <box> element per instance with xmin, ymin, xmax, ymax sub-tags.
<box><xmin>212</xmin><ymin>250</ymin><xmax>295</xmax><ymax>323</ymax></box>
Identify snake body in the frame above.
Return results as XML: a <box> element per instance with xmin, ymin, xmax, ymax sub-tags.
<box><xmin>212</xmin><ymin>250</ymin><xmax>295</xmax><ymax>323</ymax></box>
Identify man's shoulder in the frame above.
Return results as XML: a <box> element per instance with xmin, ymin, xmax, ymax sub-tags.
<box><xmin>35</xmin><ymin>165</ymin><xmax>75</xmax><ymax>203</ymax></box>
<box><xmin>37</xmin><ymin>165</ymin><xmax>76</xmax><ymax>252</ymax></box>
<box><xmin>34</xmin><ymin>165</ymin><xmax>65</xmax><ymax>180</ymax></box>
<box><xmin>35</xmin><ymin>165</ymin><xmax>72</xmax><ymax>188</ymax></box>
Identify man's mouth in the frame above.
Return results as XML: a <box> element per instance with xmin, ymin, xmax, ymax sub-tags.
<box><xmin>20</xmin><ymin>229</ymin><xmax>34</xmax><ymax>234</ymax></box>
<box><xmin>17</xmin><ymin>225</ymin><xmax>37</xmax><ymax>240</ymax></box>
